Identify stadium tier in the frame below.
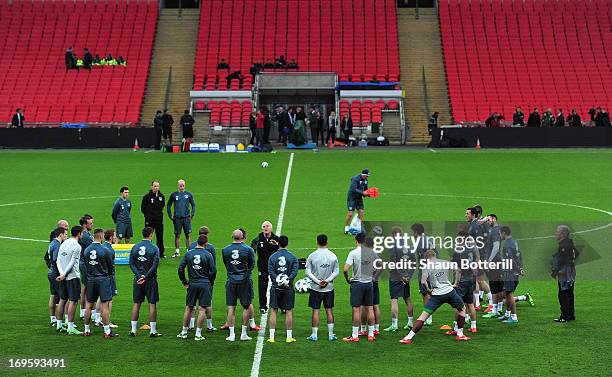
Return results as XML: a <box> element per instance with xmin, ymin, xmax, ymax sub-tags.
<box><xmin>193</xmin><ymin>0</ymin><xmax>401</xmax><ymax>91</ymax></box>
<box><xmin>0</xmin><ymin>0</ymin><xmax>157</xmax><ymax>125</ymax></box>
<box><xmin>439</xmin><ymin>0</ymin><xmax>611</xmax><ymax>122</ymax></box>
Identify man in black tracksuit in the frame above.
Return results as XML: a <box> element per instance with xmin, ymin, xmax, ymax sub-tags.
<box><xmin>250</xmin><ymin>221</ymin><xmax>279</xmax><ymax>313</ymax></box>
<box><xmin>141</xmin><ymin>180</ymin><xmax>166</xmax><ymax>258</ymax></box>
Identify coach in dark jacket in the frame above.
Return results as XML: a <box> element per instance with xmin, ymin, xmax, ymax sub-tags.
<box><xmin>527</xmin><ymin>108</ymin><xmax>540</xmax><ymax>127</ymax></box>
<box><xmin>141</xmin><ymin>181</ymin><xmax>166</xmax><ymax>258</ymax></box>
<box><xmin>250</xmin><ymin>221</ymin><xmax>279</xmax><ymax>313</ymax></box>
<box><xmin>341</xmin><ymin>113</ymin><xmax>353</xmax><ymax>142</ymax></box>
<box><xmin>551</xmin><ymin>225</ymin><xmax>578</xmax><ymax>322</ymax></box>
<box><xmin>555</xmin><ymin>109</ymin><xmax>565</xmax><ymax>127</ymax></box>
<box><xmin>512</xmin><ymin>107</ymin><xmax>525</xmax><ymax>127</ymax></box>
<box><xmin>83</xmin><ymin>49</ymin><xmax>93</xmax><ymax>71</ymax></box>
<box><xmin>11</xmin><ymin>108</ymin><xmax>25</xmax><ymax>128</ymax></box>
<box><xmin>568</xmin><ymin>110</ymin><xmax>581</xmax><ymax>127</ymax></box>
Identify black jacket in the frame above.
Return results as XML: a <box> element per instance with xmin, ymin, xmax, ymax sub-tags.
<box><xmin>555</xmin><ymin>113</ymin><xmax>565</xmax><ymax>127</ymax></box>
<box><xmin>180</xmin><ymin>114</ymin><xmax>194</xmax><ymax>127</ymax></box>
<box><xmin>512</xmin><ymin>112</ymin><xmax>525</xmax><ymax>126</ymax></box>
<box><xmin>568</xmin><ymin>114</ymin><xmax>582</xmax><ymax>127</ymax></box>
<box><xmin>250</xmin><ymin>232</ymin><xmax>279</xmax><ymax>272</ymax></box>
<box><xmin>11</xmin><ymin>113</ymin><xmax>24</xmax><ymax>128</ymax></box>
<box><xmin>162</xmin><ymin>113</ymin><xmax>174</xmax><ymax>127</ymax></box>
<box><xmin>141</xmin><ymin>190</ymin><xmax>166</xmax><ymax>222</ymax></box>
<box><xmin>83</xmin><ymin>52</ymin><xmax>93</xmax><ymax>68</ymax></box>
<box><xmin>153</xmin><ymin>115</ymin><xmax>164</xmax><ymax>129</ymax></box>
<box><xmin>527</xmin><ymin>112</ymin><xmax>541</xmax><ymax>127</ymax></box>
<box><xmin>341</xmin><ymin>117</ymin><xmax>353</xmax><ymax>134</ymax></box>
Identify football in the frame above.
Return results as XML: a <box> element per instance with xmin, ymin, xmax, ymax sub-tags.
<box><xmin>261</xmin><ymin>161</ymin><xmax>269</xmax><ymax>168</ymax></box>
<box><xmin>275</xmin><ymin>273</ymin><xmax>289</xmax><ymax>287</ymax></box>
<box><xmin>294</xmin><ymin>277</ymin><xmax>312</xmax><ymax>293</ymax></box>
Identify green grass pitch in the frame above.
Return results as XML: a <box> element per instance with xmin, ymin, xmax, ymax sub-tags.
<box><xmin>0</xmin><ymin>148</ymin><xmax>611</xmax><ymax>377</ymax></box>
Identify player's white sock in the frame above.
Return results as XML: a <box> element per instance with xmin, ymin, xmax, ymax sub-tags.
<box><xmin>374</xmin><ymin>324</ymin><xmax>379</xmax><ymax>331</ymax></box>
<box><xmin>327</xmin><ymin>323</ymin><xmax>334</xmax><ymax>336</ymax></box>
<box><xmin>351</xmin><ymin>326</ymin><xmax>359</xmax><ymax>338</ymax></box>
<box><xmin>344</xmin><ymin>226</ymin><xmax>349</xmax><ymax>232</ymax></box>
<box><xmin>195</xmin><ymin>328</ymin><xmax>202</xmax><ymax>337</ymax></box>
<box><xmin>406</xmin><ymin>330</ymin><xmax>416</xmax><ymax>340</ymax></box>
<box><xmin>454</xmin><ymin>322</ymin><xmax>459</xmax><ymax>331</ymax></box>
<box><xmin>103</xmin><ymin>325</ymin><xmax>110</xmax><ymax>335</ymax></box>
<box><xmin>56</xmin><ymin>320</ymin><xmax>62</xmax><ymax>330</ymax></box>
<box><xmin>311</xmin><ymin>327</ymin><xmax>318</xmax><ymax>337</ymax></box>
<box><xmin>269</xmin><ymin>328</ymin><xmax>275</xmax><ymax>340</ymax></box>
<box><xmin>497</xmin><ymin>302</ymin><xmax>503</xmax><ymax>312</ymax></box>
<box><xmin>84</xmin><ymin>324</ymin><xmax>90</xmax><ymax>333</ymax></box>
<box><xmin>228</xmin><ymin>326</ymin><xmax>235</xmax><ymax>337</ymax></box>
<box><xmin>474</xmin><ymin>293</ymin><xmax>480</xmax><ymax>307</ymax></box>
<box><xmin>286</xmin><ymin>329</ymin><xmax>292</xmax><ymax>339</ymax></box>
<box><xmin>80</xmin><ymin>308</ymin><xmax>85</xmax><ymax>317</ymax></box>
<box><xmin>249</xmin><ymin>318</ymin><xmax>256</xmax><ymax>328</ymax></box>
<box><xmin>175</xmin><ymin>248</ymin><xmax>180</xmax><ymax>255</ymax></box>
<box><xmin>407</xmin><ymin>316</ymin><xmax>414</xmax><ymax>327</ymax></box>
<box><xmin>131</xmin><ymin>321</ymin><xmax>137</xmax><ymax>333</ymax></box>
<box><xmin>360</xmin><ymin>325</ymin><xmax>366</xmax><ymax>332</ymax></box>
<box><xmin>516</xmin><ymin>295</ymin><xmax>527</xmax><ymax>301</ymax></box>
<box><xmin>206</xmin><ymin>319</ymin><xmax>213</xmax><ymax>329</ymax></box>
<box><xmin>425</xmin><ymin>316</ymin><xmax>432</xmax><ymax>324</ymax></box>
<box><xmin>64</xmin><ymin>315</ymin><xmax>68</xmax><ymax>322</ymax></box>
<box><xmin>181</xmin><ymin>326</ymin><xmax>188</xmax><ymax>335</ymax></box>
<box><xmin>150</xmin><ymin>322</ymin><xmax>157</xmax><ymax>333</ymax></box>
<box><xmin>505</xmin><ymin>310</ymin><xmax>511</xmax><ymax>318</ymax></box>
<box><xmin>367</xmin><ymin>325</ymin><xmax>374</xmax><ymax>337</ymax></box>
<box><xmin>241</xmin><ymin>325</ymin><xmax>248</xmax><ymax>337</ymax></box>
<box><xmin>456</xmin><ymin>327</ymin><xmax>464</xmax><ymax>337</ymax></box>
<box><xmin>491</xmin><ymin>303</ymin><xmax>498</xmax><ymax>314</ymax></box>
<box><xmin>511</xmin><ymin>313</ymin><xmax>517</xmax><ymax>321</ymax></box>
<box><xmin>189</xmin><ymin>317</ymin><xmax>195</xmax><ymax>329</ymax></box>
<box><xmin>486</xmin><ymin>292</ymin><xmax>493</xmax><ymax>305</ymax></box>
<box><xmin>391</xmin><ymin>318</ymin><xmax>398</xmax><ymax>328</ymax></box>
<box><xmin>68</xmin><ymin>322</ymin><xmax>74</xmax><ymax>331</ymax></box>
<box><xmin>471</xmin><ymin>320</ymin><xmax>477</xmax><ymax>329</ymax></box>
<box><xmin>479</xmin><ymin>291</ymin><xmax>484</xmax><ymax>299</ymax></box>
<box><xmin>50</xmin><ymin>315</ymin><xmax>56</xmax><ymax>323</ymax></box>
<box><xmin>94</xmin><ymin>311</ymin><xmax>101</xmax><ymax>324</ymax></box>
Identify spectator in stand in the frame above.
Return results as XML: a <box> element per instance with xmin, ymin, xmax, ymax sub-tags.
<box><xmin>105</xmin><ymin>54</ymin><xmax>117</xmax><ymax>65</ymax></box>
<box><xmin>588</xmin><ymin>108</ymin><xmax>597</xmax><ymax>127</ymax></box>
<box><xmin>226</xmin><ymin>70</ymin><xmax>243</xmax><ymax>88</ymax></box>
<box><xmin>527</xmin><ymin>108</ymin><xmax>541</xmax><ymax>127</ymax></box>
<box><xmin>217</xmin><ymin>58</ymin><xmax>229</xmax><ymax>70</ymax></box>
<box><xmin>568</xmin><ymin>109</ymin><xmax>582</xmax><ymax>127</ymax></box>
<box><xmin>597</xmin><ymin>108</ymin><xmax>611</xmax><ymax>127</ymax></box>
<box><xmin>512</xmin><ymin>107</ymin><xmax>525</xmax><ymax>127</ymax></box>
<box><xmin>71</xmin><ymin>52</ymin><xmax>79</xmax><ymax>70</ymax></box>
<box><xmin>428</xmin><ymin>112</ymin><xmax>439</xmax><ymax>134</ymax></box>
<box><xmin>180</xmin><ymin>110</ymin><xmax>195</xmax><ymax>141</ymax></box>
<box><xmin>287</xmin><ymin>60</ymin><xmax>298</xmax><ymax>69</ymax></box>
<box><xmin>555</xmin><ymin>109</ymin><xmax>565</xmax><ymax>127</ymax></box>
<box><xmin>249</xmin><ymin>112</ymin><xmax>257</xmax><ymax>145</ymax></box>
<box><xmin>485</xmin><ymin>112</ymin><xmax>503</xmax><ymax>127</ymax></box>
<box><xmin>256</xmin><ymin>110</ymin><xmax>265</xmax><ymax>147</ymax></box>
<box><xmin>117</xmin><ymin>56</ymin><xmax>127</xmax><ymax>66</ymax></box>
<box><xmin>263</xmin><ymin>108</ymin><xmax>271</xmax><ymax>144</ymax></box>
<box><xmin>541</xmin><ymin>109</ymin><xmax>554</xmax><ymax>128</ymax></box>
<box><xmin>327</xmin><ymin>110</ymin><xmax>338</xmax><ymax>145</ymax></box>
<box><xmin>264</xmin><ymin>59</ymin><xmax>274</xmax><ymax>69</ymax></box>
<box><xmin>341</xmin><ymin>113</ymin><xmax>353</xmax><ymax>143</ymax></box>
<box><xmin>162</xmin><ymin>109</ymin><xmax>174</xmax><ymax>145</ymax></box>
<box><xmin>250</xmin><ymin>61</ymin><xmax>263</xmax><ymax>77</ymax></box>
<box><xmin>83</xmin><ymin>49</ymin><xmax>93</xmax><ymax>71</ymax></box>
<box><xmin>274</xmin><ymin>55</ymin><xmax>287</xmax><ymax>69</ymax></box>
<box><xmin>65</xmin><ymin>47</ymin><xmax>74</xmax><ymax>70</ymax></box>
<box><xmin>11</xmin><ymin>108</ymin><xmax>25</xmax><ymax>128</ymax></box>
<box><xmin>153</xmin><ymin>111</ymin><xmax>164</xmax><ymax>150</ymax></box>
<box><xmin>93</xmin><ymin>54</ymin><xmax>102</xmax><ymax>66</ymax></box>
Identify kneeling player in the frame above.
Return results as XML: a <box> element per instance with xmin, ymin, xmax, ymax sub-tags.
<box><xmin>400</xmin><ymin>250</ymin><xmax>470</xmax><ymax>344</ymax></box>
<box><xmin>83</xmin><ymin>229</ymin><xmax>117</xmax><ymax>338</ymax></box>
<box><xmin>267</xmin><ymin>235</ymin><xmax>298</xmax><ymax>343</ymax></box>
<box><xmin>177</xmin><ymin>235</ymin><xmax>216</xmax><ymax>340</ymax></box>
<box><xmin>129</xmin><ymin>227</ymin><xmax>162</xmax><ymax>337</ymax></box>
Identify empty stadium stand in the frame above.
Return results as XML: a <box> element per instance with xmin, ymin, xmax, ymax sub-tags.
<box><xmin>439</xmin><ymin>0</ymin><xmax>611</xmax><ymax>123</ymax></box>
<box><xmin>193</xmin><ymin>0</ymin><xmax>400</xmax><ymax>91</ymax></box>
<box><xmin>0</xmin><ymin>0</ymin><xmax>157</xmax><ymax>125</ymax></box>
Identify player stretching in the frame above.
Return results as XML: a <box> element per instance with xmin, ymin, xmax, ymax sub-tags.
<box><xmin>449</xmin><ymin>231</ymin><xmax>479</xmax><ymax>334</ymax></box>
<box><xmin>112</xmin><ymin>186</ymin><xmax>133</xmax><ymax>243</ymax></box>
<box><xmin>344</xmin><ymin>169</ymin><xmax>370</xmax><ymax>234</ymax></box>
<box><xmin>177</xmin><ymin>235</ymin><xmax>216</xmax><ymax>341</ymax></box>
<box><xmin>400</xmin><ymin>250</ymin><xmax>471</xmax><ymax>344</ymax></box>
<box><xmin>222</xmin><ymin>230</ymin><xmax>256</xmax><ymax>341</ymax></box>
<box><xmin>83</xmin><ymin>229</ymin><xmax>117</xmax><ymax>338</ymax></box>
<box><xmin>384</xmin><ymin>227</ymin><xmax>416</xmax><ymax>332</ymax></box>
<box><xmin>342</xmin><ymin>233</ymin><xmax>380</xmax><ymax>342</ymax></box>
<box><xmin>56</xmin><ymin>226</ymin><xmax>83</xmax><ymax>335</ymax></box>
<box><xmin>305</xmin><ymin>234</ymin><xmax>339</xmax><ymax>341</ymax></box>
<box><xmin>128</xmin><ymin>227</ymin><xmax>162</xmax><ymax>337</ymax></box>
<box><xmin>167</xmin><ymin>179</ymin><xmax>196</xmax><ymax>258</ymax></box>
<box><xmin>267</xmin><ymin>235</ymin><xmax>298</xmax><ymax>343</ymax></box>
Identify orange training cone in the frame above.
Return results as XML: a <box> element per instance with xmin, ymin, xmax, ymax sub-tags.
<box><xmin>475</xmin><ymin>138</ymin><xmax>481</xmax><ymax>150</ymax></box>
<box><xmin>133</xmin><ymin>138</ymin><xmax>140</xmax><ymax>151</ymax></box>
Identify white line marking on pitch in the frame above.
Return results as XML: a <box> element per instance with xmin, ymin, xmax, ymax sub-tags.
<box><xmin>250</xmin><ymin>152</ymin><xmax>294</xmax><ymax>377</ymax></box>
<box><xmin>429</xmin><ymin>148</ymin><xmax>437</xmax><ymax>153</ymax></box>
<box><xmin>144</xmin><ymin>150</ymin><xmax>155</xmax><ymax>154</ymax></box>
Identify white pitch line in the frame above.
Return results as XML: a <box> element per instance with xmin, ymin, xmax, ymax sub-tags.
<box><xmin>429</xmin><ymin>148</ymin><xmax>437</xmax><ymax>153</ymax></box>
<box><xmin>0</xmin><ymin>235</ymin><xmax>48</xmax><ymax>243</ymax></box>
<box><xmin>250</xmin><ymin>152</ymin><xmax>294</xmax><ymax>377</ymax></box>
<box><xmin>144</xmin><ymin>149</ymin><xmax>155</xmax><ymax>154</ymax></box>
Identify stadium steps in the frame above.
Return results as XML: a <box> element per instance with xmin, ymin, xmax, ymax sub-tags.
<box><xmin>397</xmin><ymin>8</ymin><xmax>451</xmax><ymax>142</ymax></box>
<box><xmin>382</xmin><ymin>112</ymin><xmax>402</xmax><ymax>144</ymax></box>
<box><xmin>141</xmin><ymin>8</ymin><xmax>199</xmax><ymax>140</ymax></box>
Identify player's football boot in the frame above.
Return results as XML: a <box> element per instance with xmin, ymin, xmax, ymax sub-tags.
<box><xmin>149</xmin><ymin>332</ymin><xmax>163</xmax><ymax>337</ymax></box>
<box><xmin>526</xmin><ymin>293</ymin><xmax>535</xmax><ymax>307</ymax></box>
<box><xmin>342</xmin><ymin>336</ymin><xmax>360</xmax><ymax>342</ymax></box>
<box><xmin>176</xmin><ymin>333</ymin><xmax>188</xmax><ymax>339</ymax></box>
<box><xmin>445</xmin><ymin>330</ymin><xmax>457</xmax><ymax>335</ymax></box>
<box><xmin>67</xmin><ymin>328</ymin><xmax>83</xmax><ymax>335</ymax></box>
<box><xmin>502</xmin><ymin>318</ymin><xmax>519</xmax><ymax>324</ymax></box>
<box><xmin>129</xmin><ymin>332</ymin><xmax>136</xmax><ymax>337</ymax></box>
<box><xmin>367</xmin><ymin>336</ymin><xmax>376</xmax><ymax>342</ymax></box>
<box><xmin>384</xmin><ymin>325</ymin><xmax>398</xmax><ymax>332</ymax></box>
<box><xmin>482</xmin><ymin>312</ymin><xmax>498</xmax><ymax>319</ymax></box>
<box><xmin>403</xmin><ymin>323</ymin><xmax>412</xmax><ymax>330</ymax></box>
<box><xmin>328</xmin><ymin>335</ymin><xmax>337</xmax><ymax>341</ymax></box>
<box><xmin>468</xmin><ymin>327</ymin><xmax>478</xmax><ymax>333</ymax></box>
<box><xmin>104</xmin><ymin>332</ymin><xmax>119</xmax><ymax>339</ymax></box>
<box><xmin>194</xmin><ymin>335</ymin><xmax>205</xmax><ymax>341</ymax></box>
<box><xmin>240</xmin><ymin>334</ymin><xmax>252</xmax><ymax>341</ymax></box>
<box><xmin>220</xmin><ymin>323</ymin><xmax>230</xmax><ymax>330</ymax></box>
<box><xmin>225</xmin><ymin>335</ymin><xmax>236</xmax><ymax>341</ymax></box>
<box><xmin>455</xmin><ymin>335</ymin><xmax>471</xmax><ymax>341</ymax></box>
<box><xmin>206</xmin><ymin>326</ymin><xmax>217</xmax><ymax>332</ymax></box>
<box><xmin>306</xmin><ymin>335</ymin><xmax>318</xmax><ymax>341</ymax></box>
<box><xmin>475</xmin><ymin>305</ymin><xmax>482</xmax><ymax>311</ymax></box>
<box><xmin>250</xmin><ymin>325</ymin><xmax>262</xmax><ymax>332</ymax></box>
<box><xmin>83</xmin><ymin>331</ymin><xmax>91</xmax><ymax>337</ymax></box>
<box><xmin>358</xmin><ymin>330</ymin><xmax>367</xmax><ymax>336</ymax></box>
<box><xmin>286</xmin><ymin>338</ymin><xmax>297</xmax><ymax>343</ymax></box>
<box><xmin>498</xmin><ymin>315</ymin><xmax>509</xmax><ymax>321</ymax></box>
<box><xmin>399</xmin><ymin>338</ymin><xmax>413</xmax><ymax>345</ymax></box>
<box><xmin>373</xmin><ymin>329</ymin><xmax>380</xmax><ymax>336</ymax></box>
